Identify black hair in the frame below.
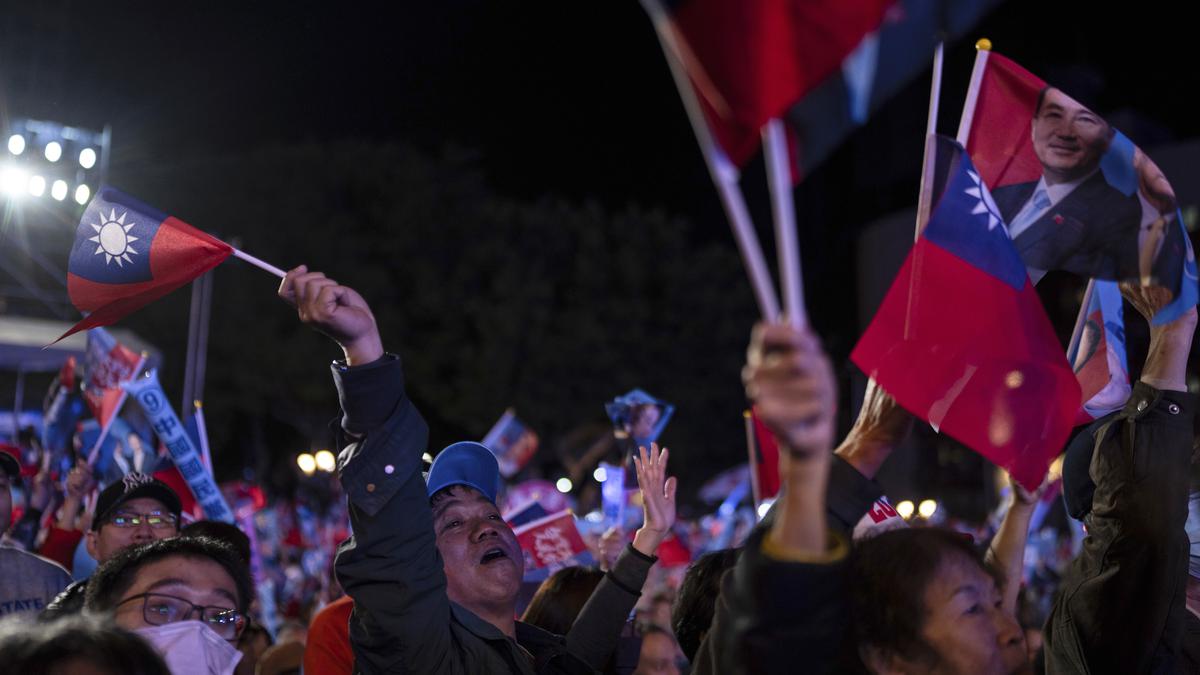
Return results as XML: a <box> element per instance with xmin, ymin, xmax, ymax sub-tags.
<box><xmin>181</xmin><ymin>520</ymin><xmax>252</xmax><ymax>566</ymax></box>
<box><xmin>84</xmin><ymin>535</ymin><xmax>254</xmax><ymax>615</ymax></box>
<box><xmin>0</xmin><ymin>614</ymin><xmax>170</xmax><ymax>675</ymax></box>
<box><xmin>849</xmin><ymin>527</ymin><xmax>1000</xmax><ymax>668</ymax></box>
<box><xmin>671</xmin><ymin>548</ymin><xmax>740</xmax><ymax>662</ymax></box>
<box><xmin>521</xmin><ymin>566</ymin><xmax>606</xmax><ymax>636</ymax></box>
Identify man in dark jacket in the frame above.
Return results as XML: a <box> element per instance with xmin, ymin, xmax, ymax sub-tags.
<box><xmin>280</xmin><ymin>266</ymin><xmax>676</xmax><ymax>674</ymax></box>
<box><xmin>1045</xmin><ymin>285</ymin><xmax>1197</xmax><ymax>674</ymax></box>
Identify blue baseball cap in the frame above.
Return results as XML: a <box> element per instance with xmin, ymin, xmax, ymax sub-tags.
<box><xmin>426</xmin><ymin>442</ymin><xmax>501</xmax><ymax>504</ymax></box>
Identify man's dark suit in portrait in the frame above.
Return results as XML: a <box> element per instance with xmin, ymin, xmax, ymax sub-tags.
<box><xmin>993</xmin><ymin>87</ymin><xmax>1142</xmax><ymax>283</ymax></box>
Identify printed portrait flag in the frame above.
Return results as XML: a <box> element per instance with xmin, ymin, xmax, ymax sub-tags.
<box><xmin>60</xmin><ymin>187</ymin><xmax>232</xmax><ymax>341</ymax></box>
<box><xmin>958</xmin><ymin>49</ymin><xmax>1197</xmax><ymax>324</ymax></box>
<box><xmin>852</xmin><ymin>136</ymin><xmax>1080</xmax><ymax>490</ymax></box>
<box><xmin>480</xmin><ymin>409</ymin><xmax>539</xmax><ymax>478</ymax></box>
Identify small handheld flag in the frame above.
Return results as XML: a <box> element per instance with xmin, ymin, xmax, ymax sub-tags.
<box><xmin>58</xmin><ymin>187</ymin><xmax>285</xmax><ymax>342</ymax></box>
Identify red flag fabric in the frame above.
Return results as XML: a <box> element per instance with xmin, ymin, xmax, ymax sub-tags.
<box><xmin>82</xmin><ymin>328</ymin><xmax>142</xmax><ymax>431</ymax></box>
<box><xmin>512</xmin><ymin>509</ymin><xmax>595</xmax><ymax>582</ymax></box>
<box><xmin>962</xmin><ymin>52</ymin><xmax>1046</xmax><ymax>189</ymax></box>
<box><xmin>749</xmin><ymin>410</ymin><xmax>782</xmax><ymax>502</ymax></box>
<box><xmin>852</xmin><ymin>136</ymin><xmax>1080</xmax><ymax>489</ymax></box>
<box><xmin>667</xmin><ymin>0</ymin><xmax>892</xmax><ymax>166</ymax></box>
<box><xmin>60</xmin><ymin>187</ymin><xmax>231</xmax><ymax>342</ymax></box>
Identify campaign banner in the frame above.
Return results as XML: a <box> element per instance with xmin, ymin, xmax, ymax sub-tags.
<box><xmin>481</xmin><ymin>408</ymin><xmax>539</xmax><ymax>478</ymax></box>
<box><xmin>513</xmin><ymin>509</ymin><xmax>595</xmax><ymax>582</ymax></box>
<box><xmin>123</xmin><ymin>370</ymin><xmax>233</xmax><ymax>522</ymax></box>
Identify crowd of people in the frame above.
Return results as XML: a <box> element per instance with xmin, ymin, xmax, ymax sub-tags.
<box><xmin>0</xmin><ymin>266</ymin><xmax>1197</xmax><ymax>674</ymax></box>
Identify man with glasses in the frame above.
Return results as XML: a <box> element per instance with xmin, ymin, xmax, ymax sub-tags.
<box><xmin>43</xmin><ymin>472</ymin><xmax>182</xmax><ymax>619</ymax></box>
<box><xmin>84</xmin><ymin>536</ymin><xmax>253</xmax><ymax>675</ymax></box>
<box><xmin>0</xmin><ymin>445</ymin><xmax>72</xmax><ymax>617</ymax></box>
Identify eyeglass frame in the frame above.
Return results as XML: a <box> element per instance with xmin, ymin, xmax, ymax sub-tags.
<box><xmin>115</xmin><ymin>592</ymin><xmax>246</xmax><ymax>640</ymax></box>
<box><xmin>105</xmin><ymin>509</ymin><xmax>180</xmax><ymax>530</ymax></box>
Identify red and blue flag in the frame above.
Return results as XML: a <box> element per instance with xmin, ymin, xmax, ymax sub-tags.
<box><xmin>61</xmin><ymin>187</ymin><xmax>231</xmax><ymax>341</ymax></box>
<box><xmin>852</xmin><ymin>135</ymin><xmax>1080</xmax><ymax>489</ymax></box>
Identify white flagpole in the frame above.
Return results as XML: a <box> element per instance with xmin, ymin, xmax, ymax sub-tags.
<box><xmin>915</xmin><ymin>42</ymin><xmax>945</xmax><ymax>239</ymax></box>
<box><xmin>955</xmin><ymin>40</ymin><xmax>993</xmax><ymax>147</ymax></box>
<box><xmin>762</xmin><ymin>119</ymin><xmax>807</xmax><ymax>328</ymax></box>
<box><xmin>86</xmin><ymin>353</ymin><xmax>147</xmax><ymax>467</ymax></box>
<box><xmin>640</xmin><ymin>0</ymin><xmax>781</xmax><ymax>320</ymax></box>
<box><xmin>232</xmin><ymin>248</ymin><xmax>286</xmax><ymax>278</ymax></box>
<box><xmin>192</xmin><ymin>400</ymin><xmax>214</xmax><ymax>473</ymax></box>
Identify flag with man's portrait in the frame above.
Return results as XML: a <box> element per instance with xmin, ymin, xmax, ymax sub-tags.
<box><xmin>958</xmin><ymin>50</ymin><xmax>1197</xmax><ymax>324</ymax></box>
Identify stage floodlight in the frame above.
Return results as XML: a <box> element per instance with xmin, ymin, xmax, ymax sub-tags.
<box><xmin>28</xmin><ymin>175</ymin><xmax>45</xmax><ymax>197</ymax></box>
<box><xmin>7</xmin><ymin>134</ymin><xmax>25</xmax><ymax>155</ymax></box>
<box><xmin>51</xmin><ymin>179</ymin><xmax>68</xmax><ymax>201</ymax></box>
<box><xmin>44</xmin><ymin>141</ymin><xmax>62</xmax><ymax>162</ymax></box>
<box><xmin>1</xmin><ymin>167</ymin><xmax>29</xmax><ymax>195</ymax></box>
<box><xmin>74</xmin><ymin>184</ymin><xmax>90</xmax><ymax>205</ymax></box>
<box><xmin>79</xmin><ymin>147</ymin><xmax>97</xmax><ymax>169</ymax></box>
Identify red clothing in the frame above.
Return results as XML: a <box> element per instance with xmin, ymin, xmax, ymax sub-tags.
<box><xmin>303</xmin><ymin>595</ymin><xmax>353</xmax><ymax>675</ymax></box>
<box><xmin>38</xmin><ymin>526</ymin><xmax>84</xmax><ymax>573</ymax></box>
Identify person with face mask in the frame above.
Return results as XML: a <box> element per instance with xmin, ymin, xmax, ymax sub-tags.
<box><xmin>279</xmin><ymin>266</ymin><xmax>679</xmax><ymax>674</ymax></box>
<box><xmin>83</xmin><ymin>535</ymin><xmax>253</xmax><ymax>675</ymax></box>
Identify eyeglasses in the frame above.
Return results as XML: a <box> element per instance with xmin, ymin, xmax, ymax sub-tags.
<box><xmin>118</xmin><ymin>592</ymin><xmax>245</xmax><ymax>640</ymax></box>
<box><xmin>108</xmin><ymin>511</ymin><xmax>178</xmax><ymax>530</ymax></box>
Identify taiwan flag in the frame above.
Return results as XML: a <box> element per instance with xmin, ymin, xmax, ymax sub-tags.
<box><xmin>60</xmin><ymin>187</ymin><xmax>231</xmax><ymax>341</ymax></box>
<box><xmin>1066</xmin><ymin>280</ymin><xmax>1130</xmax><ymax>424</ymax></box>
<box><xmin>852</xmin><ymin>135</ymin><xmax>1080</xmax><ymax>489</ymax></box>
<box><xmin>83</xmin><ymin>327</ymin><xmax>144</xmax><ymax>434</ymax></box>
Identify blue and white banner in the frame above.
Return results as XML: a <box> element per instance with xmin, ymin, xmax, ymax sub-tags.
<box><xmin>124</xmin><ymin>369</ymin><xmax>232</xmax><ymax>522</ymax></box>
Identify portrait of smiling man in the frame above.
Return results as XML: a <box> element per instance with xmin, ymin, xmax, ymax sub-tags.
<box><xmin>991</xmin><ymin>86</ymin><xmax>1143</xmax><ymax>284</ymax></box>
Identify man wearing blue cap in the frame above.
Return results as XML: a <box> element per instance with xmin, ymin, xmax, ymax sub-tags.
<box><xmin>280</xmin><ymin>266</ymin><xmax>678</xmax><ymax>674</ymax></box>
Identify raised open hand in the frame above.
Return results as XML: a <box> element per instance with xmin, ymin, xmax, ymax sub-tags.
<box><xmin>632</xmin><ymin>443</ymin><xmax>678</xmax><ymax>557</ymax></box>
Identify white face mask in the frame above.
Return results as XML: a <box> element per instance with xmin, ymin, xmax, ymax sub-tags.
<box><xmin>136</xmin><ymin>620</ymin><xmax>243</xmax><ymax>675</ymax></box>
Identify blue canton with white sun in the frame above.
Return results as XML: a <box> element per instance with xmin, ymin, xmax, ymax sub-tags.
<box><xmin>69</xmin><ymin>190</ymin><xmax>160</xmax><ymax>284</ymax></box>
<box><xmin>921</xmin><ymin>138</ymin><xmax>1029</xmax><ymax>291</ymax></box>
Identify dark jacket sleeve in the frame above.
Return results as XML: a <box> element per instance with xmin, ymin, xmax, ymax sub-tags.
<box><xmin>1044</xmin><ymin>383</ymin><xmax>1195</xmax><ymax>674</ymax></box>
<box><xmin>690</xmin><ymin>528</ymin><xmax>850</xmax><ymax>675</ymax></box>
<box><xmin>331</xmin><ymin>355</ymin><xmax>464</xmax><ymax>674</ymax></box>
<box><xmin>564</xmin><ymin>543</ymin><xmax>656</xmax><ymax>668</ymax></box>
<box><xmin>755</xmin><ymin>455</ymin><xmax>883</xmax><ymax>541</ymax></box>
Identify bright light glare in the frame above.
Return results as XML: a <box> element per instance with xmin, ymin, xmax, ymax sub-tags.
<box><xmin>296</xmin><ymin>453</ymin><xmax>316</xmax><ymax>475</ymax></box>
<box><xmin>593</xmin><ymin>466</ymin><xmax>607</xmax><ymax>483</ymax></box>
<box><xmin>896</xmin><ymin>500</ymin><xmax>915</xmax><ymax>520</ymax></box>
<box><xmin>74</xmin><ymin>183</ymin><xmax>91</xmax><ymax>205</ymax></box>
<box><xmin>918</xmin><ymin>499</ymin><xmax>938</xmax><ymax>519</ymax></box>
<box><xmin>555</xmin><ymin>477</ymin><xmax>573</xmax><ymax>493</ymax></box>
<box><xmin>756</xmin><ymin>498</ymin><xmax>776</xmax><ymax>520</ymax></box>
<box><xmin>7</xmin><ymin>135</ymin><xmax>25</xmax><ymax>155</ymax></box>
<box><xmin>28</xmin><ymin>175</ymin><xmax>45</xmax><ymax>197</ymax></box>
<box><xmin>51</xmin><ymin>179</ymin><xmax>68</xmax><ymax>201</ymax></box>
<box><xmin>1</xmin><ymin>167</ymin><xmax>29</xmax><ymax>195</ymax></box>
<box><xmin>314</xmin><ymin>450</ymin><xmax>336</xmax><ymax>472</ymax></box>
<box><xmin>44</xmin><ymin>141</ymin><xmax>62</xmax><ymax>162</ymax></box>
<box><xmin>79</xmin><ymin>147</ymin><xmax>97</xmax><ymax>169</ymax></box>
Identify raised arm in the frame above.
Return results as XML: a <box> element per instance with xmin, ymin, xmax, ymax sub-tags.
<box><xmin>1044</xmin><ymin>285</ymin><xmax>1197</xmax><ymax>674</ymax></box>
<box><xmin>280</xmin><ymin>266</ymin><xmax>458</xmax><ymax>674</ymax></box>
<box><xmin>693</xmin><ymin>322</ymin><xmax>848</xmax><ymax>675</ymax></box>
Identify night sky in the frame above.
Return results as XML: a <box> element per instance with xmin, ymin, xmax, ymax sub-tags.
<box><xmin>4</xmin><ymin>2</ymin><xmax>1199</xmax><ymax>501</ymax></box>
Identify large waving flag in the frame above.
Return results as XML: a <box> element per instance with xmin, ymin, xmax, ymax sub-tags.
<box><xmin>852</xmin><ymin>136</ymin><xmax>1080</xmax><ymax>489</ymax></box>
<box><xmin>1066</xmin><ymin>279</ymin><xmax>1130</xmax><ymax>424</ymax></box>
<box><xmin>958</xmin><ymin>49</ymin><xmax>1197</xmax><ymax>324</ymax></box>
<box><xmin>656</xmin><ymin>0</ymin><xmax>999</xmax><ymax>174</ymax></box>
<box><xmin>61</xmin><ymin>187</ymin><xmax>232</xmax><ymax>341</ymax></box>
